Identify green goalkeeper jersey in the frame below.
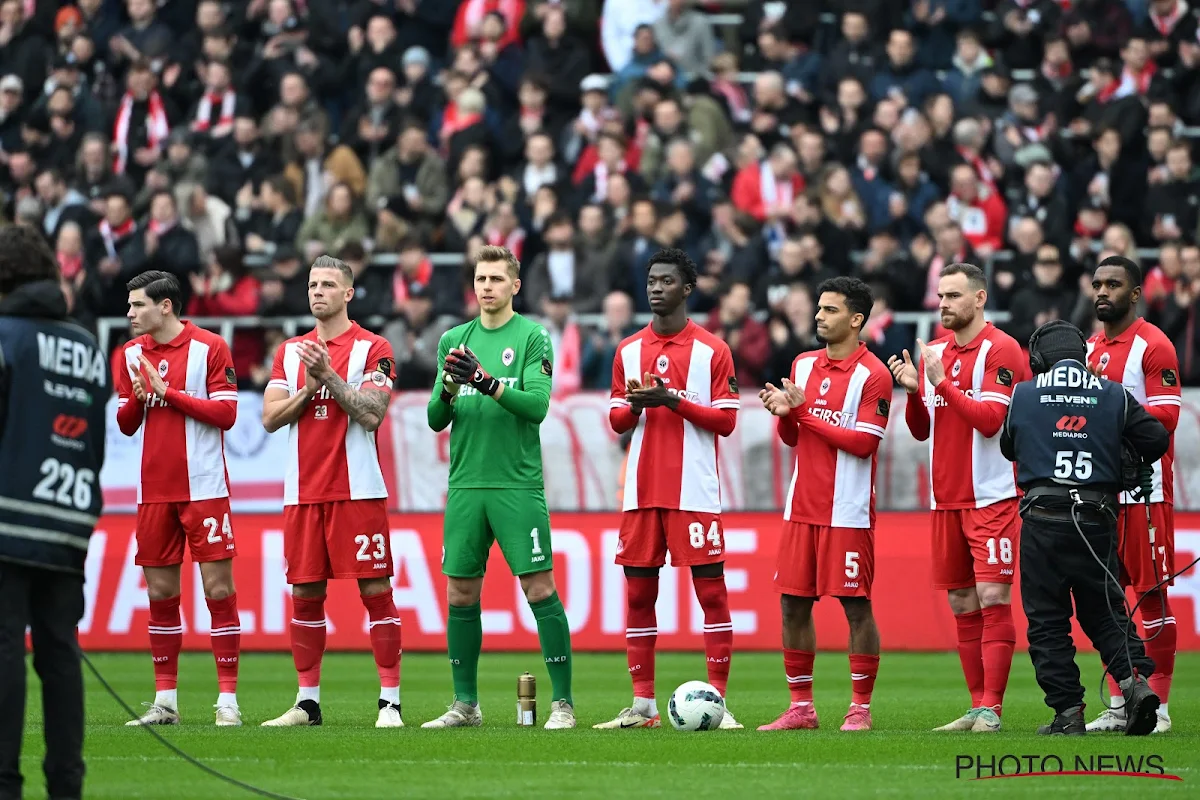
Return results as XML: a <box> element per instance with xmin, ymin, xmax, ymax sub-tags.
<box><xmin>426</xmin><ymin>313</ymin><xmax>554</xmax><ymax>489</ymax></box>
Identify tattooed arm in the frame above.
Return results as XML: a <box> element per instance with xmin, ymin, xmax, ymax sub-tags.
<box><xmin>322</xmin><ymin>373</ymin><xmax>391</xmax><ymax>432</ymax></box>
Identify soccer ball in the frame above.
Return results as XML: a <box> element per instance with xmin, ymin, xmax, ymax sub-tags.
<box><xmin>667</xmin><ymin>681</ymin><xmax>726</xmax><ymax>731</ymax></box>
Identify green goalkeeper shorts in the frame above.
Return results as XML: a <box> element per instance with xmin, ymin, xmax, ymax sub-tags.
<box><xmin>442</xmin><ymin>488</ymin><xmax>554</xmax><ymax>578</ymax></box>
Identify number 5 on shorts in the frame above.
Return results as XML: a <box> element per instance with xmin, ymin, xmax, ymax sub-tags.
<box><xmin>845</xmin><ymin>551</ymin><xmax>860</xmax><ymax>579</ymax></box>
<box><xmin>689</xmin><ymin>521</ymin><xmax>721</xmax><ymax>549</ymax></box>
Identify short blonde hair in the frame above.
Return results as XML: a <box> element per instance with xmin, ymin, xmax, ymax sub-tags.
<box><xmin>473</xmin><ymin>245</ymin><xmax>520</xmax><ymax>279</ymax></box>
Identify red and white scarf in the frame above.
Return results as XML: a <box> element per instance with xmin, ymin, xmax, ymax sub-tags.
<box><xmin>956</xmin><ymin>146</ymin><xmax>997</xmax><ymax>190</ymax></box>
<box><xmin>712</xmin><ymin>78</ymin><xmax>751</xmax><ymax>124</ymax></box>
<box><xmin>394</xmin><ymin>258</ymin><xmax>433</xmax><ymax>302</ymax></box>
<box><xmin>759</xmin><ymin>160</ymin><xmax>794</xmax><ymax>213</ymax></box>
<box><xmin>98</xmin><ymin>217</ymin><xmax>136</xmax><ymax>260</ymax></box>
<box><xmin>1114</xmin><ymin>61</ymin><xmax>1158</xmax><ymax>99</ymax></box>
<box><xmin>462</xmin><ymin>0</ymin><xmax>522</xmax><ymax>31</ymax></box>
<box><xmin>438</xmin><ymin>103</ymin><xmax>483</xmax><ymax>155</ymax></box>
<box><xmin>592</xmin><ymin>159</ymin><xmax>626</xmax><ymax>202</ymax></box>
<box><xmin>487</xmin><ymin>226</ymin><xmax>526</xmax><ymax>262</ymax></box>
<box><xmin>1095</xmin><ymin>74</ymin><xmax>1122</xmax><ymax>104</ymax></box>
<box><xmin>193</xmin><ymin>89</ymin><xmax>236</xmax><ymax>133</ymax></box>
<box><xmin>112</xmin><ymin>91</ymin><xmax>169</xmax><ymax>175</ymax></box>
<box><xmin>1151</xmin><ymin>0</ymin><xmax>1188</xmax><ymax>34</ymax></box>
<box><xmin>148</xmin><ymin>218</ymin><xmax>176</xmax><ymax>236</ymax></box>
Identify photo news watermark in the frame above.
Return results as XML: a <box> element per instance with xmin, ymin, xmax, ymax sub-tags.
<box><xmin>956</xmin><ymin>754</ymin><xmax>1183</xmax><ymax>781</ymax></box>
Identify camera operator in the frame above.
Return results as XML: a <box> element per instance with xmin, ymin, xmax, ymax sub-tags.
<box><xmin>0</xmin><ymin>225</ymin><xmax>108</xmax><ymax>800</ymax></box>
<box><xmin>999</xmin><ymin>320</ymin><xmax>1167</xmax><ymax>736</ymax></box>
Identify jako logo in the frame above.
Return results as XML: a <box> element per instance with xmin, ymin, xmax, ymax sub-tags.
<box><xmin>1055</xmin><ymin>416</ymin><xmax>1086</xmax><ymax>432</ymax></box>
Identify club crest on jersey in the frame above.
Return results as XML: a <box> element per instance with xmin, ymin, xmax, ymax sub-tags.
<box><xmin>158</xmin><ymin>359</ymin><xmax>168</xmax><ymax>377</ymax></box>
<box><xmin>819</xmin><ymin>377</ymin><xmax>831</xmax><ymax>395</ymax></box>
<box><xmin>656</xmin><ymin>355</ymin><xmax>669</xmax><ymax>374</ymax></box>
<box><xmin>1098</xmin><ymin>352</ymin><xmax>1110</xmax><ymax>371</ymax></box>
<box><xmin>951</xmin><ymin>359</ymin><xmax>962</xmax><ymax>377</ymax></box>
<box><xmin>502</xmin><ymin>347</ymin><xmax>515</xmax><ymax>366</ymax></box>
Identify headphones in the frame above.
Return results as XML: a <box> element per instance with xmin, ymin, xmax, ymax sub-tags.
<box><xmin>1028</xmin><ymin>320</ymin><xmax>1088</xmax><ymax>374</ymax></box>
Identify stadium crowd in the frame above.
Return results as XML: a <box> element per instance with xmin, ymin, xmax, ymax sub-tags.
<box><xmin>5</xmin><ymin>0</ymin><xmax>1200</xmax><ymax>392</ymax></box>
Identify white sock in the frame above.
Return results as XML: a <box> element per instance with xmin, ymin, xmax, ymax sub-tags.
<box><xmin>380</xmin><ymin>686</ymin><xmax>400</xmax><ymax>706</ymax></box>
<box><xmin>790</xmin><ymin>701</ymin><xmax>812</xmax><ymax>707</ymax></box>
<box><xmin>297</xmin><ymin>686</ymin><xmax>320</xmax><ymax>704</ymax></box>
<box><xmin>154</xmin><ymin>689</ymin><xmax>177</xmax><ymax>710</ymax></box>
<box><xmin>1110</xmin><ymin>694</ymin><xmax>1125</xmax><ymax>711</ymax></box>
<box><xmin>632</xmin><ymin>696</ymin><xmax>658</xmax><ymax>718</ymax></box>
<box><xmin>1159</xmin><ymin>702</ymin><xmax>1168</xmax><ymax>716</ymax></box>
<box><xmin>216</xmin><ymin>692</ymin><xmax>238</xmax><ymax>709</ymax></box>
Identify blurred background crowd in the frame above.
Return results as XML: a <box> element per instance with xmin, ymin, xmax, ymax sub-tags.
<box><xmin>4</xmin><ymin>0</ymin><xmax>1200</xmax><ymax>393</ymax></box>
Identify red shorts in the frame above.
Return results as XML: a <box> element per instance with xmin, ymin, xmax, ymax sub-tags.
<box><xmin>282</xmin><ymin>499</ymin><xmax>392</xmax><ymax>584</ymax></box>
<box><xmin>134</xmin><ymin>498</ymin><xmax>237</xmax><ymax>567</ymax></box>
<box><xmin>931</xmin><ymin>499</ymin><xmax>1019</xmax><ymax>590</ymax></box>
<box><xmin>774</xmin><ymin>521</ymin><xmax>874</xmax><ymax>598</ymax></box>
<box><xmin>616</xmin><ymin>509</ymin><xmax>724</xmax><ymax>568</ymax></box>
<box><xmin>1116</xmin><ymin>504</ymin><xmax>1175</xmax><ymax>592</ymax></box>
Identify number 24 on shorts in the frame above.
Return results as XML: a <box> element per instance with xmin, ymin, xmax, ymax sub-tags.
<box><xmin>204</xmin><ymin>514</ymin><xmax>233</xmax><ymax>548</ymax></box>
<box><xmin>689</xmin><ymin>521</ymin><xmax>722</xmax><ymax>549</ymax></box>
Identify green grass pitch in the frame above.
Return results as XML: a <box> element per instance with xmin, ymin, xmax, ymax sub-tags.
<box><xmin>16</xmin><ymin>651</ymin><xmax>1200</xmax><ymax>798</ymax></box>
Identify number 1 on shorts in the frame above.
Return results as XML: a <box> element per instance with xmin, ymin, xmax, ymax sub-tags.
<box><xmin>530</xmin><ymin>527</ymin><xmax>542</xmax><ymax>555</ymax></box>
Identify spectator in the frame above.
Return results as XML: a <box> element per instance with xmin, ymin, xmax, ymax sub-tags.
<box><xmin>871</xmin><ymin>29</ymin><xmax>939</xmax><ymax>109</ymax></box>
<box><xmin>651</xmin><ymin>0</ymin><xmax>715</xmax><ymax>81</ymax></box>
<box><xmin>541</xmin><ymin>291</ymin><xmax>583</xmax><ymax>395</ymax></box>
<box><xmin>527</xmin><ymin>8</ymin><xmax>592</xmax><ymax>120</ymax></box>
<box><xmin>946</xmin><ymin>162</ymin><xmax>1007</xmax><ymax>256</ymax></box>
<box><xmin>295</xmin><ymin>182</ymin><xmax>369</xmax><ymax>263</ymax></box>
<box><xmin>0</xmin><ymin>1</ymin><xmax>51</xmax><ymax>94</ymax></box>
<box><xmin>602</xmin><ymin>0</ymin><xmax>669</xmax><ymax>76</ymax></box>
<box><xmin>80</xmin><ymin>185</ymin><xmax>142</xmax><ymax>320</ymax></box>
<box><xmin>258</xmin><ymin>245</ymin><xmax>309</xmax><ymax>317</ymax></box>
<box><xmin>111</xmin><ymin>60</ymin><xmax>177</xmax><ymax>186</ymax></box>
<box><xmin>189</xmin><ymin>59</ymin><xmax>244</xmax><ymax>150</ymax></box>
<box><xmin>207</xmin><ymin>113</ymin><xmax>282</xmax><ymax>206</ymax></box>
<box><xmin>522</xmin><ymin>212</ymin><xmax>610</xmax><ymax>313</ymax></box>
<box><xmin>56</xmin><ymin>220</ymin><xmax>86</xmax><ymax>314</ymax></box>
<box><xmin>242</xmin><ymin>175</ymin><xmax>303</xmax><ymax>259</ymax></box>
<box><xmin>338</xmin><ymin>240</ymin><xmax>392</xmax><ymax>323</ymax></box>
<box><xmin>177</xmin><ymin>182</ymin><xmax>232</xmax><ymax>261</ymax></box>
<box><xmin>704</xmin><ymin>281</ymin><xmax>770</xmax><ymax>389</ymax></box>
<box><xmin>764</xmin><ymin>284</ymin><xmax>819</xmax><ymax>384</ymax></box>
<box><xmin>990</xmin><ymin>0</ymin><xmax>1061</xmax><ymax>70</ymax></box>
<box><xmin>35</xmin><ymin>167</ymin><xmax>91</xmax><ymax>241</ymax></box>
<box><xmin>1145</xmin><ymin>139</ymin><xmax>1200</xmax><ymax>244</ymax></box>
<box><xmin>452</xmin><ymin>0</ymin><xmax>526</xmax><ymax>52</ymax></box>
<box><xmin>581</xmin><ymin>290</ymin><xmax>638</xmax><ymax>388</ymax></box>
<box><xmin>862</xmin><ymin>282</ymin><xmax>912</xmax><ymax>364</ymax></box>
<box><xmin>1004</xmin><ymin>243</ymin><xmax>1076</xmax><ymax>343</ymax></box>
<box><xmin>342</xmin><ymin>66</ymin><xmax>405</xmax><ymax>166</ymax></box>
<box><xmin>187</xmin><ymin>244</ymin><xmax>264</xmax><ymax>383</ymax></box>
<box><xmin>753</xmin><ymin>233</ymin><xmax>836</xmax><ymax>312</ymax></box>
<box><xmin>731</xmin><ymin>141</ymin><xmax>803</xmax><ymax>224</ymax></box>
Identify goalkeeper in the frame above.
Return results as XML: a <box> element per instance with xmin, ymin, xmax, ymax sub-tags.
<box><xmin>423</xmin><ymin>245</ymin><xmax>575</xmax><ymax>730</ymax></box>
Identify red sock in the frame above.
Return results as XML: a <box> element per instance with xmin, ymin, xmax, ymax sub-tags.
<box><xmin>362</xmin><ymin>591</ymin><xmax>401</xmax><ymax>694</ymax></box>
<box><xmin>783</xmin><ymin>649</ymin><xmax>814</xmax><ymax>705</ymax></box>
<box><xmin>290</xmin><ymin>595</ymin><xmax>327</xmax><ymax>688</ymax></box>
<box><xmin>148</xmin><ymin>595</ymin><xmax>182</xmax><ymax>693</ymax></box>
<box><xmin>1141</xmin><ymin>593</ymin><xmax>1176</xmax><ymax>703</ymax></box>
<box><xmin>980</xmin><ymin>604</ymin><xmax>1016</xmax><ymax>713</ymax></box>
<box><xmin>849</xmin><ymin>653</ymin><xmax>879</xmax><ymax>706</ymax></box>
<box><xmin>954</xmin><ymin>609</ymin><xmax>985</xmax><ymax>707</ymax></box>
<box><xmin>205</xmin><ymin>594</ymin><xmax>240</xmax><ymax>694</ymax></box>
<box><xmin>625</xmin><ymin>576</ymin><xmax>658</xmax><ymax>700</ymax></box>
<box><xmin>693</xmin><ymin>576</ymin><xmax>732</xmax><ymax>696</ymax></box>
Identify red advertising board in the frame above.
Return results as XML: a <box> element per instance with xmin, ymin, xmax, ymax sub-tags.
<box><xmin>77</xmin><ymin>512</ymin><xmax>1200</xmax><ymax>652</ymax></box>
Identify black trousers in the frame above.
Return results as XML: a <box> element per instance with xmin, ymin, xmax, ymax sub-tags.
<box><xmin>1020</xmin><ymin>512</ymin><xmax>1155</xmax><ymax>714</ymax></box>
<box><xmin>0</xmin><ymin>561</ymin><xmax>85</xmax><ymax>800</ymax></box>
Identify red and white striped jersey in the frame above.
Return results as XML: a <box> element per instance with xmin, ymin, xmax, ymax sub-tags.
<box><xmin>782</xmin><ymin>345</ymin><xmax>892</xmax><ymax>528</ymax></box>
<box><xmin>267</xmin><ymin>323</ymin><xmax>394</xmax><ymax>506</ymax></box>
<box><xmin>1087</xmin><ymin>318</ymin><xmax>1181</xmax><ymax>504</ymax></box>
<box><xmin>610</xmin><ymin>321</ymin><xmax>739</xmax><ymax>513</ymax></box>
<box><xmin>114</xmin><ymin>322</ymin><xmax>238</xmax><ymax>504</ymax></box>
<box><xmin>905</xmin><ymin>322</ymin><xmax>1022</xmax><ymax>510</ymax></box>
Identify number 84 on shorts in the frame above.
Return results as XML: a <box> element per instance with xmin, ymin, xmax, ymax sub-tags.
<box><xmin>616</xmin><ymin>510</ymin><xmax>724</xmax><ymax>568</ymax></box>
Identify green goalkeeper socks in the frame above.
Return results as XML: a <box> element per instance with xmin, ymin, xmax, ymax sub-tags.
<box><xmin>447</xmin><ymin>602</ymin><xmax>482</xmax><ymax>705</ymax></box>
<box><xmin>530</xmin><ymin>592</ymin><xmax>573</xmax><ymax>706</ymax></box>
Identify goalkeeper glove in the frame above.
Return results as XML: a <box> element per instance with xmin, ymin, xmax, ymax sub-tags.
<box><xmin>444</xmin><ymin>346</ymin><xmax>500</xmax><ymax>396</ymax></box>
